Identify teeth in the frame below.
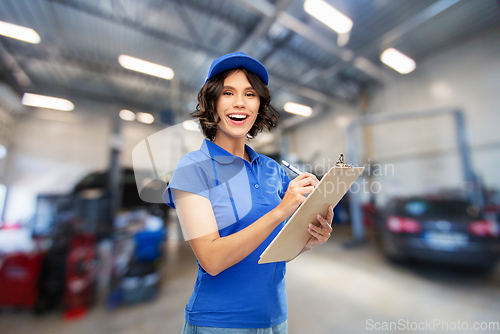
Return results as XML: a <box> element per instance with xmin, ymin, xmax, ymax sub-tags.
<box><xmin>228</xmin><ymin>114</ymin><xmax>247</xmax><ymax>120</ymax></box>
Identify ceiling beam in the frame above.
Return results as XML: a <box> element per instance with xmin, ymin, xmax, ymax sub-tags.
<box><xmin>2</xmin><ymin>42</ymin><xmax>200</xmax><ymax>114</ymax></box>
<box><xmin>40</xmin><ymin>0</ymin><xmax>352</xmax><ymax>108</ymax></box>
<box><xmin>28</xmin><ymin>80</ymin><xmax>170</xmax><ymax>113</ymax></box>
<box><xmin>162</xmin><ymin>0</ymin><xmax>249</xmax><ymax>34</ymax></box>
<box><xmin>276</xmin><ymin>11</ymin><xmax>355</xmax><ymax>63</ymax></box>
<box><xmin>232</xmin><ymin>0</ymin><xmax>357</xmax><ymax>107</ymax></box>
<box><xmin>7</xmin><ymin>41</ymin><xmax>201</xmax><ymax>92</ymax></box>
<box><xmin>235</xmin><ymin>0</ymin><xmax>292</xmax><ymax>55</ymax></box>
<box><xmin>328</xmin><ymin>0</ymin><xmax>462</xmax><ymax>78</ymax></box>
<box><xmin>233</xmin><ymin>0</ymin><xmax>277</xmax><ymax>18</ymax></box>
<box><xmin>46</xmin><ymin>0</ymin><xmax>221</xmax><ymax>57</ymax></box>
<box><xmin>173</xmin><ymin>0</ymin><xmax>205</xmax><ymax>50</ymax></box>
<box><xmin>378</xmin><ymin>0</ymin><xmax>461</xmax><ymax>52</ymax></box>
<box><xmin>234</xmin><ymin>0</ymin><xmax>386</xmax><ymax>83</ymax></box>
<box><xmin>0</xmin><ymin>42</ymin><xmax>32</xmax><ymax>93</ymax></box>
<box><xmin>270</xmin><ymin>75</ymin><xmax>347</xmax><ymax>108</ymax></box>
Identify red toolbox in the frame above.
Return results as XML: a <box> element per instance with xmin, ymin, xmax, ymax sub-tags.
<box><xmin>0</xmin><ymin>251</ymin><xmax>45</xmax><ymax>308</ymax></box>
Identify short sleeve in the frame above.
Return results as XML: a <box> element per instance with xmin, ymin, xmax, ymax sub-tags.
<box><xmin>163</xmin><ymin>155</ymin><xmax>210</xmax><ymax>209</ymax></box>
<box><xmin>278</xmin><ymin>165</ymin><xmax>292</xmax><ymax>200</ymax></box>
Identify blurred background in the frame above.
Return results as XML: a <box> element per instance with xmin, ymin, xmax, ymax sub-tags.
<box><xmin>0</xmin><ymin>0</ymin><xmax>499</xmax><ymax>333</ymax></box>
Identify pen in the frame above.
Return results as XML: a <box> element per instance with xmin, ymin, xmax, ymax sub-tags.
<box><xmin>281</xmin><ymin>160</ymin><xmax>303</xmax><ymax>176</ymax></box>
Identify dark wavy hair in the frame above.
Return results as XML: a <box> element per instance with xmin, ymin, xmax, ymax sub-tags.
<box><xmin>190</xmin><ymin>67</ymin><xmax>280</xmax><ymax>142</ymax></box>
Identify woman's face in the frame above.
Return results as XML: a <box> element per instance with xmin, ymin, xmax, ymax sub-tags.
<box><xmin>215</xmin><ymin>70</ymin><xmax>260</xmax><ymax>141</ymax></box>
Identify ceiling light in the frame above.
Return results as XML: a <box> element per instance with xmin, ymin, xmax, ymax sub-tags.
<box><xmin>118</xmin><ymin>55</ymin><xmax>174</xmax><ymax>80</ymax></box>
<box><xmin>136</xmin><ymin>112</ymin><xmax>154</xmax><ymax>124</ymax></box>
<box><xmin>0</xmin><ymin>20</ymin><xmax>40</xmax><ymax>44</ymax></box>
<box><xmin>119</xmin><ymin>109</ymin><xmax>136</xmax><ymax>121</ymax></box>
<box><xmin>284</xmin><ymin>102</ymin><xmax>313</xmax><ymax>117</ymax></box>
<box><xmin>182</xmin><ymin>120</ymin><xmax>200</xmax><ymax>131</ymax></box>
<box><xmin>380</xmin><ymin>48</ymin><xmax>416</xmax><ymax>74</ymax></box>
<box><xmin>304</xmin><ymin>0</ymin><xmax>353</xmax><ymax>34</ymax></box>
<box><xmin>22</xmin><ymin>93</ymin><xmax>74</xmax><ymax>111</ymax></box>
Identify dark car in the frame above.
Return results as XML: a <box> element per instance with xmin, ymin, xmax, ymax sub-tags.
<box><xmin>375</xmin><ymin>197</ymin><xmax>500</xmax><ymax>270</ymax></box>
<box><xmin>72</xmin><ymin>168</ymin><xmax>169</xmax><ymax>225</ymax></box>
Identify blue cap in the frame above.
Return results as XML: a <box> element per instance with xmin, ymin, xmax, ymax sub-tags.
<box><xmin>205</xmin><ymin>52</ymin><xmax>269</xmax><ymax>86</ymax></box>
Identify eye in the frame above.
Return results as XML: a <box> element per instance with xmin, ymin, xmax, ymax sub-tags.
<box><xmin>246</xmin><ymin>92</ymin><xmax>256</xmax><ymax>97</ymax></box>
<box><xmin>223</xmin><ymin>91</ymin><xmax>233</xmax><ymax>96</ymax></box>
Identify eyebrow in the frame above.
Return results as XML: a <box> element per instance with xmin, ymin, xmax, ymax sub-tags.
<box><xmin>222</xmin><ymin>85</ymin><xmax>255</xmax><ymax>91</ymax></box>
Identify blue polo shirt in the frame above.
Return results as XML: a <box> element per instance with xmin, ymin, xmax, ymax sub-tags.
<box><xmin>163</xmin><ymin>139</ymin><xmax>291</xmax><ymax>328</ymax></box>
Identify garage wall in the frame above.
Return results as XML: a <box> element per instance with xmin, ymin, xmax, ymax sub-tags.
<box><xmin>286</xmin><ymin>25</ymin><xmax>500</xmax><ymax>206</ymax></box>
<box><xmin>283</xmin><ymin>105</ymin><xmax>360</xmax><ymax>174</ymax></box>
<box><xmin>0</xmin><ymin>84</ymin><xmax>23</xmax><ymax>221</ymax></box>
<box><xmin>3</xmin><ymin>104</ymin><xmax>163</xmax><ymax>224</ymax></box>
<box><xmin>367</xmin><ymin>25</ymin><xmax>500</xmax><ymax>203</ymax></box>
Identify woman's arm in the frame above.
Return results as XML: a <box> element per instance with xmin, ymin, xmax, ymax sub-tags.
<box><xmin>174</xmin><ymin>172</ymin><xmax>319</xmax><ymax>276</ymax></box>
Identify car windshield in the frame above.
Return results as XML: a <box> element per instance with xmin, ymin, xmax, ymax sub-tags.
<box><xmin>397</xmin><ymin>199</ymin><xmax>480</xmax><ymax>219</ymax></box>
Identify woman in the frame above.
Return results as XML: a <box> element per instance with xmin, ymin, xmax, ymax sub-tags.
<box><xmin>163</xmin><ymin>52</ymin><xmax>334</xmax><ymax>333</ymax></box>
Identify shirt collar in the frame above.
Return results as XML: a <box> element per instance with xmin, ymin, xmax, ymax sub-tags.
<box><xmin>200</xmin><ymin>139</ymin><xmax>260</xmax><ymax>165</ymax></box>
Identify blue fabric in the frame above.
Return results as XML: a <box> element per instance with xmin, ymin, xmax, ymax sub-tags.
<box><xmin>204</xmin><ymin>52</ymin><xmax>269</xmax><ymax>86</ymax></box>
<box><xmin>134</xmin><ymin>230</ymin><xmax>164</xmax><ymax>262</ymax></box>
<box><xmin>181</xmin><ymin>319</ymin><xmax>288</xmax><ymax>334</ymax></box>
<box><xmin>163</xmin><ymin>139</ymin><xmax>291</xmax><ymax>328</ymax></box>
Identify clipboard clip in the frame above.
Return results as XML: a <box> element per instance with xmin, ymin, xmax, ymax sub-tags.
<box><xmin>336</xmin><ymin>154</ymin><xmax>353</xmax><ymax>168</ymax></box>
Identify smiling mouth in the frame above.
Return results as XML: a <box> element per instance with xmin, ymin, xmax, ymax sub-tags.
<box><xmin>227</xmin><ymin>114</ymin><xmax>248</xmax><ymax>121</ymax></box>
<box><xmin>226</xmin><ymin>114</ymin><xmax>249</xmax><ymax>126</ymax></box>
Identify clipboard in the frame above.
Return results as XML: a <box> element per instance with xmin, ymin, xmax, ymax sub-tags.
<box><xmin>258</xmin><ymin>155</ymin><xmax>365</xmax><ymax>264</ymax></box>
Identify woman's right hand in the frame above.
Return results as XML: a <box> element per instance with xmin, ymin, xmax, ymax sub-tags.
<box><xmin>276</xmin><ymin>172</ymin><xmax>320</xmax><ymax>219</ymax></box>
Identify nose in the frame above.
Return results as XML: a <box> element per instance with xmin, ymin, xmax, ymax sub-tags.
<box><xmin>233</xmin><ymin>93</ymin><xmax>245</xmax><ymax>108</ymax></box>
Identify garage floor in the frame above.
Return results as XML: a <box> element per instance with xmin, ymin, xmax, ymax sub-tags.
<box><xmin>1</xmin><ymin>225</ymin><xmax>499</xmax><ymax>334</ymax></box>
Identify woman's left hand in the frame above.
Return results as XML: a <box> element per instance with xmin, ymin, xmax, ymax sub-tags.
<box><xmin>304</xmin><ymin>205</ymin><xmax>334</xmax><ymax>249</ymax></box>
